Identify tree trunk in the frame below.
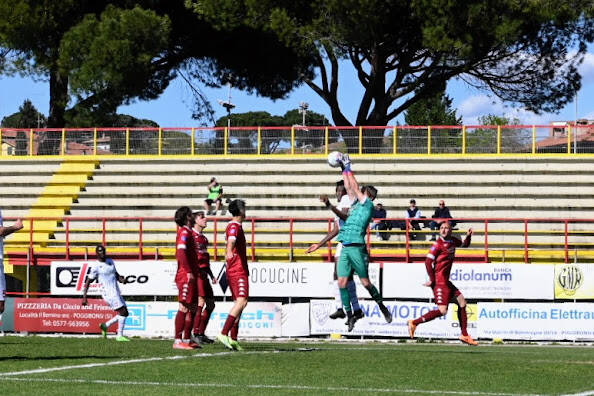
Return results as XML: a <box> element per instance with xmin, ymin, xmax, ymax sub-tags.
<box><xmin>40</xmin><ymin>64</ymin><xmax>69</xmax><ymax>155</ymax></box>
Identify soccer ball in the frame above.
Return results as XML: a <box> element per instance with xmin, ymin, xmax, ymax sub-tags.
<box><xmin>327</xmin><ymin>151</ymin><xmax>343</xmax><ymax>168</ymax></box>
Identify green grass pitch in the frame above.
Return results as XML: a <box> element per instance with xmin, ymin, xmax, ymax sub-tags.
<box><xmin>0</xmin><ymin>336</ymin><xmax>592</xmax><ymax>395</ymax></box>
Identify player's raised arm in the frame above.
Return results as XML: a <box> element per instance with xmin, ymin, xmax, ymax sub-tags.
<box><xmin>306</xmin><ymin>221</ymin><xmax>339</xmax><ymax>253</ymax></box>
<box><xmin>0</xmin><ymin>218</ymin><xmax>23</xmax><ymax>237</ymax></box>
<box><xmin>340</xmin><ymin>155</ymin><xmax>366</xmax><ymax>203</ymax></box>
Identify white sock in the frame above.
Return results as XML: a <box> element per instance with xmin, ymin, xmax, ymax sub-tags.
<box><xmin>347</xmin><ymin>281</ymin><xmax>360</xmax><ymax>311</ymax></box>
<box><xmin>333</xmin><ymin>282</ymin><xmax>342</xmax><ymax>310</ymax></box>
<box><xmin>116</xmin><ymin>315</ymin><xmax>126</xmax><ymax>336</ymax></box>
<box><xmin>105</xmin><ymin>315</ymin><xmax>118</xmax><ymax>327</ymax></box>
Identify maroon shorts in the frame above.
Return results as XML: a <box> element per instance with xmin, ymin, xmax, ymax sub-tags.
<box><xmin>433</xmin><ymin>282</ymin><xmax>461</xmax><ymax>305</ymax></box>
<box><xmin>197</xmin><ymin>270</ymin><xmax>214</xmax><ymax>298</ymax></box>
<box><xmin>228</xmin><ymin>272</ymin><xmax>249</xmax><ymax>300</ymax></box>
<box><xmin>176</xmin><ymin>272</ymin><xmax>197</xmax><ymax>304</ymax></box>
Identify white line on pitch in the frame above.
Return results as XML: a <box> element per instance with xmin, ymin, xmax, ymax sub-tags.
<box><xmin>0</xmin><ymin>351</ymin><xmax>245</xmax><ymax>377</ymax></box>
<box><xmin>560</xmin><ymin>391</ymin><xmax>594</xmax><ymax>396</ymax></box>
<box><xmin>0</xmin><ymin>377</ymin><xmax>545</xmax><ymax>396</ymax></box>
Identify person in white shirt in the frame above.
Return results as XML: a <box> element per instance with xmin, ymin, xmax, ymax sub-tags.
<box><xmin>82</xmin><ymin>245</ymin><xmax>130</xmax><ymax>342</ymax></box>
<box><xmin>306</xmin><ymin>180</ymin><xmax>363</xmax><ymax>324</ymax></box>
<box><xmin>0</xmin><ymin>210</ymin><xmax>23</xmax><ymax>321</ymax></box>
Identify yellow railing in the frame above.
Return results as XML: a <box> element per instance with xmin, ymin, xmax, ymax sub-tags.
<box><xmin>0</xmin><ymin>124</ymin><xmax>591</xmax><ymax>157</ymax></box>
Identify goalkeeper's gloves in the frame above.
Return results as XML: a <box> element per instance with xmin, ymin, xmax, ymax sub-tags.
<box><xmin>340</xmin><ymin>153</ymin><xmax>352</xmax><ymax>172</ymax></box>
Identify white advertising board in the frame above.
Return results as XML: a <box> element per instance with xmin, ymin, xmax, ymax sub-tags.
<box><xmin>383</xmin><ymin>263</ymin><xmax>554</xmax><ymax>299</ymax></box>
<box><xmin>310</xmin><ymin>299</ymin><xmax>478</xmax><ymax>339</ymax></box>
<box><xmin>51</xmin><ymin>261</ymin><xmax>177</xmax><ymax>296</ymax></box>
<box><xmin>554</xmin><ymin>263</ymin><xmax>594</xmax><ymax>299</ymax></box>
<box><xmin>51</xmin><ymin>260</ymin><xmax>380</xmax><ymax>298</ymax></box>
<box><xmin>281</xmin><ymin>303</ymin><xmax>310</xmax><ymax>337</ymax></box>
<box><xmin>210</xmin><ymin>261</ymin><xmax>380</xmax><ymax>298</ymax></box>
<box><xmin>477</xmin><ymin>302</ymin><xmax>594</xmax><ymax>341</ymax></box>
<box><xmin>124</xmin><ymin>301</ymin><xmax>282</xmax><ymax>338</ymax></box>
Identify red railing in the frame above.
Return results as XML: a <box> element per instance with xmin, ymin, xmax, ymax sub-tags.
<box><xmin>5</xmin><ymin>216</ymin><xmax>594</xmax><ymax>266</ymax></box>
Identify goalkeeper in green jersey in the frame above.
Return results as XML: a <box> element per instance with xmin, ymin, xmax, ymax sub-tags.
<box><xmin>336</xmin><ymin>153</ymin><xmax>392</xmax><ymax>331</ymax></box>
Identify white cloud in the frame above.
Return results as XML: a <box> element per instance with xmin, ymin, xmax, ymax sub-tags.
<box><xmin>458</xmin><ymin>94</ymin><xmax>553</xmax><ymax>125</ymax></box>
<box><xmin>579</xmin><ymin>52</ymin><xmax>594</xmax><ymax>83</ymax></box>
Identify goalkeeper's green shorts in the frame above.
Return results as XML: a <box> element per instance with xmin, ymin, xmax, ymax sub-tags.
<box><xmin>337</xmin><ymin>244</ymin><xmax>369</xmax><ymax>279</ymax></box>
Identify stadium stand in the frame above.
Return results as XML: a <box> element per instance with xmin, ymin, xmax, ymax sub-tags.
<box><xmin>3</xmin><ymin>155</ymin><xmax>594</xmax><ymax>270</ymax></box>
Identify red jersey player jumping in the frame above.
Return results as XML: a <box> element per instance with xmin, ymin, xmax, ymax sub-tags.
<box><xmin>407</xmin><ymin>221</ymin><xmax>478</xmax><ymax>346</ymax></box>
<box><xmin>191</xmin><ymin>210</ymin><xmax>217</xmax><ymax>345</ymax></box>
<box><xmin>173</xmin><ymin>206</ymin><xmax>200</xmax><ymax>350</ymax></box>
<box><xmin>217</xmin><ymin>199</ymin><xmax>249</xmax><ymax>351</ymax></box>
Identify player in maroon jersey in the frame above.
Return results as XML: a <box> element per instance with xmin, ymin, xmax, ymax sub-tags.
<box><xmin>191</xmin><ymin>211</ymin><xmax>217</xmax><ymax>345</ymax></box>
<box><xmin>407</xmin><ymin>221</ymin><xmax>478</xmax><ymax>345</ymax></box>
<box><xmin>217</xmin><ymin>199</ymin><xmax>248</xmax><ymax>351</ymax></box>
<box><xmin>173</xmin><ymin>206</ymin><xmax>201</xmax><ymax>350</ymax></box>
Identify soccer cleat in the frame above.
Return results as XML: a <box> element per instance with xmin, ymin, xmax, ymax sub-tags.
<box><xmin>347</xmin><ymin>315</ymin><xmax>356</xmax><ymax>332</ymax></box>
<box><xmin>172</xmin><ymin>341</ymin><xmax>194</xmax><ymax>350</ymax></box>
<box><xmin>329</xmin><ymin>308</ymin><xmax>346</xmax><ymax>319</ymax></box>
<box><xmin>188</xmin><ymin>341</ymin><xmax>201</xmax><ymax>349</ymax></box>
<box><xmin>115</xmin><ymin>335</ymin><xmax>130</xmax><ymax>342</ymax></box>
<box><xmin>379</xmin><ymin>304</ymin><xmax>393</xmax><ymax>323</ymax></box>
<box><xmin>459</xmin><ymin>335</ymin><xmax>479</xmax><ymax>346</ymax></box>
<box><xmin>199</xmin><ymin>334</ymin><xmax>215</xmax><ymax>344</ymax></box>
<box><xmin>229</xmin><ymin>339</ymin><xmax>244</xmax><ymax>351</ymax></box>
<box><xmin>217</xmin><ymin>334</ymin><xmax>234</xmax><ymax>350</ymax></box>
<box><xmin>190</xmin><ymin>333</ymin><xmax>202</xmax><ymax>345</ymax></box>
<box><xmin>353</xmin><ymin>309</ymin><xmax>365</xmax><ymax>320</ymax></box>
<box><xmin>407</xmin><ymin>320</ymin><xmax>417</xmax><ymax>339</ymax></box>
<box><xmin>99</xmin><ymin>323</ymin><xmax>108</xmax><ymax>339</ymax></box>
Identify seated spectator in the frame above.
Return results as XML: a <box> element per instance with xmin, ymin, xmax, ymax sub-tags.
<box><xmin>370</xmin><ymin>203</ymin><xmax>390</xmax><ymax>240</ymax></box>
<box><xmin>429</xmin><ymin>200</ymin><xmax>456</xmax><ymax>241</ymax></box>
<box><xmin>204</xmin><ymin>177</ymin><xmax>223</xmax><ymax>215</ymax></box>
<box><xmin>404</xmin><ymin>199</ymin><xmax>423</xmax><ymax>239</ymax></box>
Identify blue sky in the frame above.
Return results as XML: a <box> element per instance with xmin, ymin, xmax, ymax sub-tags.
<box><xmin>1</xmin><ymin>51</ymin><xmax>594</xmax><ymax>127</ymax></box>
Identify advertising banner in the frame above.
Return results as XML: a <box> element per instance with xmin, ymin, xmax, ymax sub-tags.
<box><xmin>123</xmin><ymin>301</ymin><xmax>282</xmax><ymax>338</ymax></box>
<box><xmin>13</xmin><ymin>298</ymin><xmax>283</xmax><ymax>337</ymax></box>
<box><xmin>310</xmin><ymin>299</ymin><xmax>478</xmax><ymax>339</ymax></box>
<box><xmin>281</xmin><ymin>303</ymin><xmax>310</xmax><ymax>337</ymax></box>
<box><xmin>554</xmin><ymin>264</ymin><xmax>594</xmax><ymax>299</ymax></box>
<box><xmin>50</xmin><ymin>261</ymin><xmax>177</xmax><ymax>296</ymax></box>
<box><xmin>477</xmin><ymin>302</ymin><xmax>594</xmax><ymax>341</ymax></box>
<box><xmin>383</xmin><ymin>263</ymin><xmax>554</xmax><ymax>299</ymax></box>
<box><xmin>51</xmin><ymin>260</ymin><xmax>380</xmax><ymax>298</ymax></box>
<box><xmin>14</xmin><ymin>298</ymin><xmax>116</xmax><ymax>333</ymax></box>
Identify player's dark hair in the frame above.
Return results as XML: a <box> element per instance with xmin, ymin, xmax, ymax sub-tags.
<box><xmin>335</xmin><ymin>180</ymin><xmax>344</xmax><ymax>187</ymax></box>
<box><xmin>229</xmin><ymin>199</ymin><xmax>246</xmax><ymax>216</ymax></box>
<box><xmin>175</xmin><ymin>206</ymin><xmax>192</xmax><ymax>227</ymax></box>
<box><xmin>364</xmin><ymin>185</ymin><xmax>378</xmax><ymax>199</ymax></box>
<box><xmin>210</xmin><ymin>177</ymin><xmax>216</xmax><ymax>183</ymax></box>
<box><xmin>96</xmin><ymin>245</ymin><xmax>105</xmax><ymax>254</ymax></box>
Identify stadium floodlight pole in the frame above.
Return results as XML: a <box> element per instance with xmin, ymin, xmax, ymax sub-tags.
<box><xmin>574</xmin><ymin>92</ymin><xmax>577</xmax><ymax>154</ymax></box>
<box><xmin>299</xmin><ymin>101</ymin><xmax>309</xmax><ymax>126</ymax></box>
<box><xmin>218</xmin><ymin>82</ymin><xmax>235</xmax><ymax>129</ymax></box>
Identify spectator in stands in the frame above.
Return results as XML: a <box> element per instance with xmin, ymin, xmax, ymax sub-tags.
<box><xmin>204</xmin><ymin>177</ymin><xmax>223</xmax><ymax>215</ymax></box>
<box><xmin>370</xmin><ymin>203</ymin><xmax>390</xmax><ymax>240</ymax></box>
<box><xmin>404</xmin><ymin>199</ymin><xmax>423</xmax><ymax>239</ymax></box>
<box><xmin>429</xmin><ymin>200</ymin><xmax>456</xmax><ymax>241</ymax></box>
<box><xmin>0</xmin><ymin>211</ymin><xmax>23</xmax><ymax>321</ymax></box>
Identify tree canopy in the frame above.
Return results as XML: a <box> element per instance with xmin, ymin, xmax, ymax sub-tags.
<box><xmin>0</xmin><ymin>0</ymin><xmax>315</xmax><ymax>134</ymax></box>
<box><xmin>404</xmin><ymin>91</ymin><xmax>461</xmax><ymax>126</ymax></box>
<box><xmin>1</xmin><ymin>99</ymin><xmax>47</xmax><ymax>128</ymax></box>
<box><xmin>194</xmin><ymin>0</ymin><xmax>594</xmax><ymax>130</ymax></box>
